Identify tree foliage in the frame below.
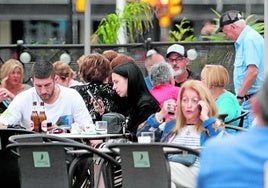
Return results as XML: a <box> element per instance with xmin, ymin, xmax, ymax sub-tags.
<box><xmin>168</xmin><ymin>17</ymin><xmax>197</xmax><ymax>42</ymax></box>
<box><xmin>94</xmin><ymin>2</ymin><xmax>154</xmax><ymax>44</ymax></box>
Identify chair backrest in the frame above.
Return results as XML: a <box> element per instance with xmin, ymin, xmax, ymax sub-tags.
<box><xmin>224</xmin><ymin>124</ymin><xmax>246</xmax><ymax>132</ymax></box>
<box><xmin>18</xmin><ymin>144</ymin><xmax>69</xmax><ymax>188</ymax></box>
<box><xmin>224</xmin><ymin>110</ymin><xmax>249</xmax><ymax>128</ymax></box>
<box><xmin>0</xmin><ymin>128</ymin><xmax>35</xmax><ymax>187</ymax></box>
<box><xmin>7</xmin><ymin>134</ymin><xmax>119</xmax><ymax>188</ymax></box>
<box><xmin>218</xmin><ymin>113</ymin><xmax>228</xmax><ymax>122</ymax></box>
<box><xmin>107</xmin><ymin>143</ymin><xmax>199</xmax><ymax>188</ymax></box>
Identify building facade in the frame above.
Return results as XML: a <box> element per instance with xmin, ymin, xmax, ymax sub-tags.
<box><xmin>0</xmin><ymin>0</ymin><xmax>264</xmax><ymax>44</ymax></box>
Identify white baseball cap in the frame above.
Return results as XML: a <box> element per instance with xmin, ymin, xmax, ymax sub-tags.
<box><xmin>146</xmin><ymin>49</ymin><xmax>157</xmax><ymax>58</ymax></box>
<box><xmin>166</xmin><ymin>44</ymin><xmax>185</xmax><ymax>58</ymax></box>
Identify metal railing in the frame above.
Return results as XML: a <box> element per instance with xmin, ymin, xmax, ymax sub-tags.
<box><xmin>0</xmin><ymin>40</ymin><xmax>235</xmax><ymax>91</ymax></box>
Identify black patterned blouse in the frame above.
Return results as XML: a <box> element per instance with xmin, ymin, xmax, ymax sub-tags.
<box><xmin>71</xmin><ymin>81</ymin><xmax>118</xmax><ymax>122</ymax></box>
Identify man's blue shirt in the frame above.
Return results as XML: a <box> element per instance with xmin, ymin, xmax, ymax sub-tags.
<box><xmin>233</xmin><ymin>25</ymin><xmax>264</xmax><ymax>95</ymax></box>
<box><xmin>197</xmin><ymin>126</ymin><xmax>268</xmax><ymax>188</ymax></box>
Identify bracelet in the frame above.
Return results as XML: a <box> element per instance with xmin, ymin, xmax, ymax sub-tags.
<box><xmin>155</xmin><ymin>113</ymin><xmax>164</xmax><ymax>124</ymax></box>
<box><xmin>213</xmin><ymin>119</ymin><xmax>224</xmax><ymax>130</ymax></box>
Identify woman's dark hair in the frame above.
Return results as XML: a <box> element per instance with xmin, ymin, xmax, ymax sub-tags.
<box><xmin>112</xmin><ymin>62</ymin><xmax>158</xmax><ymax>107</ymax></box>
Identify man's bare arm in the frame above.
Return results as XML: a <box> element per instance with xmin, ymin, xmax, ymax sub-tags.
<box><xmin>237</xmin><ymin>65</ymin><xmax>258</xmax><ymax>97</ymax></box>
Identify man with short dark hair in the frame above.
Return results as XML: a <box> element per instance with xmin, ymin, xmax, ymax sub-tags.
<box><xmin>0</xmin><ymin>61</ymin><xmax>93</xmax><ymax>130</ymax></box>
<box><xmin>166</xmin><ymin>44</ymin><xmax>200</xmax><ymax>87</ymax></box>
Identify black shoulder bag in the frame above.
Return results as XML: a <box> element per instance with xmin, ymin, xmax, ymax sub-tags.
<box><xmin>102</xmin><ymin>112</ymin><xmax>127</xmax><ymax>134</ymax></box>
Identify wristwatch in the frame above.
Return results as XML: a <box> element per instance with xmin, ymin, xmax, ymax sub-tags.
<box><xmin>236</xmin><ymin>95</ymin><xmax>244</xmax><ymax>100</ymax></box>
<box><xmin>155</xmin><ymin>113</ymin><xmax>164</xmax><ymax>123</ymax></box>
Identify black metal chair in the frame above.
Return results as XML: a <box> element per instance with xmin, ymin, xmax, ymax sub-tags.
<box><xmin>7</xmin><ymin>134</ymin><xmax>119</xmax><ymax>188</ymax></box>
<box><xmin>107</xmin><ymin>142</ymin><xmax>200</xmax><ymax>188</ymax></box>
<box><xmin>224</xmin><ymin>124</ymin><xmax>246</xmax><ymax>132</ymax></box>
<box><xmin>0</xmin><ymin>128</ymin><xmax>35</xmax><ymax>188</ymax></box>
<box><xmin>224</xmin><ymin>110</ymin><xmax>249</xmax><ymax>128</ymax></box>
<box><xmin>218</xmin><ymin>113</ymin><xmax>228</xmax><ymax>122</ymax></box>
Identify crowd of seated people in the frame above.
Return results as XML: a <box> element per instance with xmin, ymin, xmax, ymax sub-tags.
<box><xmin>0</xmin><ymin>41</ymin><xmax>259</xmax><ymax>188</ymax></box>
<box><xmin>0</xmin><ymin>60</ymin><xmax>93</xmax><ymax>132</ymax></box>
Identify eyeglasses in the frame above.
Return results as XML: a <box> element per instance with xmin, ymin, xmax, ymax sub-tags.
<box><xmin>167</xmin><ymin>56</ymin><xmax>185</xmax><ymax>63</ymax></box>
<box><xmin>181</xmin><ymin>97</ymin><xmax>199</xmax><ymax>105</ymax></box>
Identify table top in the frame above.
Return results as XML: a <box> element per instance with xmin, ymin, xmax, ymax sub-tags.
<box><xmin>54</xmin><ymin>133</ymin><xmax>130</xmax><ymax>139</ymax></box>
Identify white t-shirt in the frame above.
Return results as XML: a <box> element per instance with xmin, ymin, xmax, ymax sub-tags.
<box><xmin>0</xmin><ymin>85</ymin><xmax>93</xmax><ymax>129</ymax></box>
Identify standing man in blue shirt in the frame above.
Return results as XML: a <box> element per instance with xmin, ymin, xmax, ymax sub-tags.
<box><xmin>217</xmin><ymin>10</ymin><xmax>264</xmax><ymax>128</ymax></box>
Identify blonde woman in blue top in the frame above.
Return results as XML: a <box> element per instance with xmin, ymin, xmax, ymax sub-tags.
<box><xmin>139</xmin><ymin>80</ymin><xmax>224</xmax><ymax>187</ymax></box>
<box><xmin>201</xmin><ymin>64</ymin><xmax>241</xmax><ymax>133</ymax></box>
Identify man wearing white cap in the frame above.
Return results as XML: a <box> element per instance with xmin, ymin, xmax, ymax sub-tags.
<box><xmin>166</xmin><ymin>44</ymin><xmax>200</xmax><ymax>87</ymax></box>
